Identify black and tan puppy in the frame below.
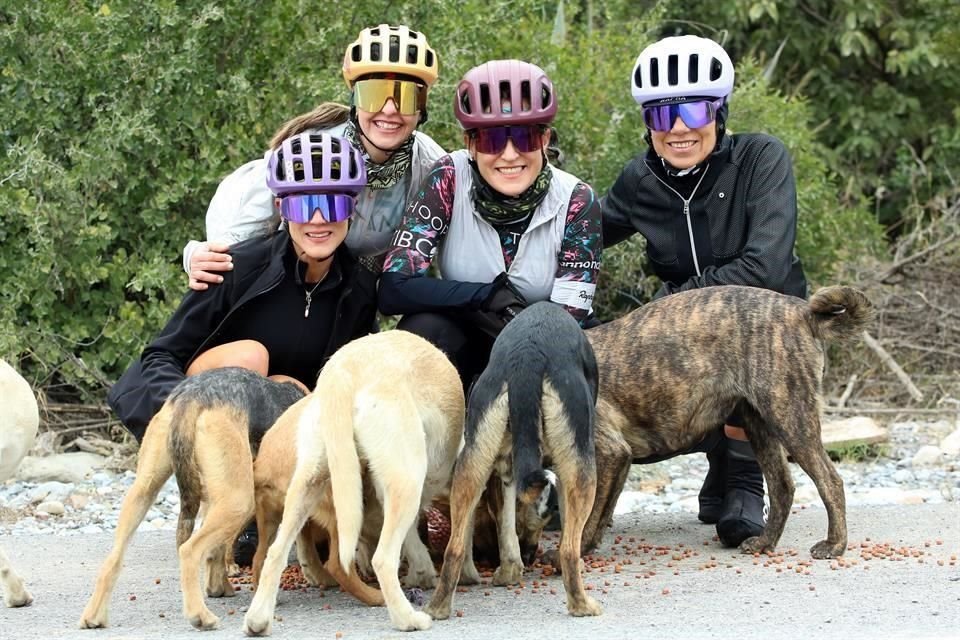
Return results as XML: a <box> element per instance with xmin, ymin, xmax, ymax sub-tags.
<box><xmin>79</xmin><ymin>368</ymin><xmax>304</xmax><ymax>630</ymax></box>
<box><xmin>426</xmin><ymin>301</ymin><xmax>602</xmax><ymax>620</ymax></box>
<box><xmin>580</xmin><ymin>285</ymin><xmax>872</xmax><ymax>560</ymax></box>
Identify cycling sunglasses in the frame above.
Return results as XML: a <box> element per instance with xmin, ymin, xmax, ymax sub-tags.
<box><xmin>471</xmin><ymin>125</ymin><xmax>546</xmax><ymax>155</ymax></box>
<box><xmin>642</xmin><ymin>98</ymin><xmax>724</xmax><ymax>132</ymax></box>
<box><xmin>353</xmin><ymin>78</ymin><xmax>428</xmax><ymax>115</ymax></box>
<box><xmin>279</xmin><ymin>193</ymin><xmax>355</xmax><ymax>224</ymax></box>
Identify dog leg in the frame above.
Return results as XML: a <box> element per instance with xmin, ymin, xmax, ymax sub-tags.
<box><xmin>401</xmin><ymin>518</ymin><xmax>438</xmax><ymax>589</ymax></box>
<box><xmin>558</xmin><ymin>468</ymin><xmax>602</xmax><ymax>617</ymax></box>
<box><xmin>459</xmin><ymin>522</ymin><xmax>481</xmax><ymax>585</ymax></box>
<box><xmin>178</xmin><ymin>497</ymin><xmax>251</xmax><ymax>629</ymax></box>
<box><xmin>0</xmin><ymin>546</ymin><xmax>32</xmax><ymax>608</ymax></box>
<box><xmin>582</xmin><ymin>419</ymin><xmax>631</xmax><ymax>554</ymax></box>
<box><xmin>738</xmin><ymin>430</ymin><xmax>792</xmax><ymax>556</ymax></box>
<box><xmin>371</xmin><ymin>472</ymin><xmax>432</xmax><ymax>630</ymax></box>
<box><xmin>244</xmin><ymin>472</ymin><xmax>322</xmax><ymax>637</ymax></box>
<box><xmin>203</xmin><ymin>543</ymin><xmax>235</xmax><ymax>598</ymax></box>
<box><xmin>492</xmin><ymin>478</ymin><xmax>524</xmax><ymax>586</ymax></box>
<box><xmin>79</xmin><ymin>421</ymin><xmax>172</xmax><ymax>629</ymax></box>
<box><xmin>252</xmin><ymin>500</ymin><xmax>280</xmax><ymax>587</ymax></box>
<box><xmin>295</xmin><ymin>524</ymin><xmax>338</xmax><ymax>588</ymax></box>
<box><xmin>319</xmin><ymin>517</ymin><xmax>384</xmax><ymax>607</ymax></box>
<box><xmin>788</xmin><ymin>439</ymin><xmax>848</xmax><ymax>558</ymax></box>
<box><xmin>424</xmin><ymin>469</ymin><xmax>488</xmax><ymax>620</ymax></box>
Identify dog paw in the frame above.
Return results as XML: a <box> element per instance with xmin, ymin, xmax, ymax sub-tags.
<box><xmin>392</xmin><ymin>609</ymin><xmax>432</xmax><ymax>631</ymax></box>
<box><xmin>810</xmin><ymin>539</ymin><xmax>845</xmax><ymax>559</ymax></box>
<box><xmin>423</xmin><ymin>599</ymin><xmax>451</xmax><ymax>621</ymax></box>
<box><xmin>568</xmin><ymin>594</ymin><xmax>603</xmax><ymax>617</ymax></box>
<box><xmin>739</xmin><ymin>536</ymin><xmax>774</xmax><ymax>555</ymax></box>
<box><xmin>206</xmin><ymin>581</ymin><xmax>236</xmax><ymax>598</ymax></box>
<box><xmin>78</xmin><ymin>611</ymin><xmax>106</xmax><ymax>629</ymax></box>
<box><xmin>492</xmin><ymin>562</ymin><xmax>524</xmax><ymax>586</ymax></box>
<box><xmin>5</xmin><ymin>587</ymin><xmax>33</xmax><ymax>609</ymax></box>
<box><xmin>243</xmin><ymin>612</ymin><xmax>272</xmax><ymax>636</ymax></box>
<box><xmin>226</xmin><ymin>562</ymin><xmax>242</xmax><ymax>578</ymax></box>
<box><xmin>301</xmin><ymin>564</ymin><xmax>338</xmax><ymax>588</ymax></box>
<box><xmin>186</xmin><ymin>608</ymin><xmax>220</xmax><ymax>630</ymax></box>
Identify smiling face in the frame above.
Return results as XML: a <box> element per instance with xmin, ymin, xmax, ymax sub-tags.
<box><xmin>278</xmin><ymin>200</ymin><xmax>349</xmax><ymax>280</ymax></box>
<box><xmin>650</xmin><ymin>116</ymin><xmax>717</xmax><ymax>169</ymax></box>
<box><xmin>466</xmin><ymin>129</ymin><xmax>552</xmax><ymax>197</ymax></box>
<box><xmin>355</xmin><ymin>97</ymin><xmax>419</xmax><ymax>163</ymax></box>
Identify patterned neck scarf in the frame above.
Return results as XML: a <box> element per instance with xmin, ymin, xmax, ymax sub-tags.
<box><xmin>344</xmin><ymin>120</ymin><xmax>414</xmax><ymax>190</ymax></box>
<box><xmin>469</xmin><ymin>159</ymin><xmax>553</xmax><ymax>226</ymax></box>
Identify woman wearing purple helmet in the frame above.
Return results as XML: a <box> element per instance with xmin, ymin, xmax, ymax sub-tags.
<box><xmin>378</xmin><ymin>60</ymin><xmax>602</xmax><ymax>387</ymax></box>
<box><xmin>183</xmin><ymin>25</ymin><xmax>445</xmax><ymax>290</ymax></box>
<box><xmin>602</xmin><ymin>35</ymin><xmax>808</xmax><ymax>549</ymax></box>
<box><xmin>108</xmin><ymin>133</ymin><xmax>378</xmax><ymax>441</ymax></box>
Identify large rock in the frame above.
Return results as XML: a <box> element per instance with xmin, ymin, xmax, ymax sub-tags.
<box><xmin>15</xmin><ymin>452</ymin><xmax>108</xmax><ymax>483</ymax></box>
<box><xmin>940</xmin><ymin>428</ymin><xmax>960</xmax><ymax>456</ymax></box>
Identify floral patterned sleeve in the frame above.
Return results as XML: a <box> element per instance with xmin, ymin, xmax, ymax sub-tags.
<box><xmin>550</xmin><ymin>181</ymin><xmax>602</xmax><ymax>326</ymax></box>
<box><xmin>381</xmin><ymin>155</ymin><xmax>456</xmax><ymax>276</ymax></box>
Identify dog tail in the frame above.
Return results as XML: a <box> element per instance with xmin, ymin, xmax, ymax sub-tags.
<box><xmin>507</xmin><ymin>360</ymin><xmax>549</xmax><ymax>506</ymax></box>
<box><xmin>806</xmin><ymin>286</ymin><xmax>873</xmax><ymax>342</ymax></box>
<box><xmin>309</xmin><ymin>371</ymin><xmax>362</xmax><ymax>575</ymax></box>
<box><xmin>168</xmin><ymin>400</ymin><xmax>204</xmax><ymax>547</ymax></box>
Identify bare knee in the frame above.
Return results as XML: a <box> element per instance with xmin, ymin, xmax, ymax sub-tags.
<box><xmin>187</xmin><ymin>340</ymin><xmax>269</xmax><ymax>377</ymax></box>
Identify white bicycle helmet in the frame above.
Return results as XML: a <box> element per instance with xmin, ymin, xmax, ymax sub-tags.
<box><xmin>631</xmin><ymin>35</ymin><xmax>734</xmax><ymax>105</ymax></box>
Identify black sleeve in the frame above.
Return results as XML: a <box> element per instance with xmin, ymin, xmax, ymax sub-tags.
<box><xmin>378</xmin><ymin>271</ymin><xmax>495</xmax><ymax>315</ymax></box>
<box><xmin>657</xmin><ymin>138</ymin><xmax>799</xmax><ymax>296</ymax></box>
<box><xmin>600</xmin><ymin>156</ymin><xmax>646</xmax><ymax>248</ymax></box>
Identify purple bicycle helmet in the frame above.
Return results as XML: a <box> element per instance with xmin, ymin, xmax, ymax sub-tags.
<box><xmin>266</xmin><ymin>133</ymin><xmax>366</xmax><ymax>196</ymax></box>
<box><xmin>454</xmin><ymin>60</ymin><xmax>557</xmax><ymax>129</ymax></box>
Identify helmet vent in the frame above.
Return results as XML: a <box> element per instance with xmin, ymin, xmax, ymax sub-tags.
<box><xmin>688</xmin><ymin>54</ymin><xmax>699</xmax><ymax>83</ymax></box>
<box><xmin>633</xmin><ymin>64</ymin><xmax>644</xmax><ymax>89</ymax></box>
<box><xmin>370</xmin><ymin>27</ymin><xmax>380</xmax><ymax>36</ymax></box>
<box><xmin>710</xmin><ymin>58</ymin><xmax>723</xmax><ymax>81</ymax></box>
<box><xmin>406</xmin><ymin>44</ymin><xmax>418</xmax><ymax>64</ymax></box>
<box><xmin>520</xmin><ymin>80</ymin><xmax>531</xmax><ymax>111</ymax></box>
<box><xmin>370</xmin><ymin>42</ymin><xmax>381</xmax><ymax>61</ymax></box>
<box><xmin>327</xmin><ymin>156</ymin><xmax>342</xmax><ymax>180</ymax></box>
<box><xmin>389</xmin><ymin>35</ymin><xmax>400</xmax><ymax>62</ymax></box>
<box><xmin>291</xmin><ymin>138</ymin><xmax>303</xmax><ymax>154</ymax></box>
<box><xmin>292</xmin><ymin>158</ymin><xmax>305</xmax><ymax>182</ymax></box>
<box><xmin>409</xmin><ymin>29</ymin><xmax>420</xmax><ymax>39</ymax></box>
<box><xmin>459</xmin><ymin>88</ymin><xmax>472</xmax><ymax>114</ymax></box>
<box><xmin>348</xmin><ymin>154</ymin><xmax>361</xmax><ymax>179</ymax></box>
<box><xmin>425</xmin><ymin>50</ymin><xmax>435</xmax><ymax>68</ymax></box>
<box><xmin>540</xmin><ymin>83</ymin><xmax>551</xmax><ymax>110</ymax></box>
<box><xmin>498</xmin><ymin>81</ymin><xmax>512</xmax><ymax>112</ymax></box>
<box><xmin>330</xmin><ymin>137</ymin><xmax>341</xmax><ymax>153</ymax></box>
<box><xmin>350</xmin><ymin>44</ymin><xmax>361</xmax><ymax>62</ymax></box>
<box><xmin>649</xmin><ymin>58</ymin><xmax>660</xmax><ymax>86</ymax></box>
<box><xmin>479</xmin><ymin>84</ymin><xmax>491</xmax><ymax>114</ymax></box>
<box><xmin>667</xmin><ymin>54</ymin><xmax>679</xmax><ymax>85</ymax></box>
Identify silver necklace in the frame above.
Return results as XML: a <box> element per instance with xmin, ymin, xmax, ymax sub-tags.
<box><xmin>294</xmin><ymin>258</ymin><xmax>329</xmax><ymax>319</ymax></box>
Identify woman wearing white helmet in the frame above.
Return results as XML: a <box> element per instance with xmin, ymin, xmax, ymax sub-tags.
<box><xmin>183</xmin><ymin>24</ymin><xmax>445</xmax><ymax>289</ymax></box>
<box><xmin>602</xmin><ymin>35</ymin><xmax>807</xmax><ymax>548</ymax></box>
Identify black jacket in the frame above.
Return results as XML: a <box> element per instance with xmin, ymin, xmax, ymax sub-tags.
<box><xmin>107</xmin><ymin>231</ymin><xmax>378</xmax><ymax>441</ymax></box>
<box><xmin>602</xmin><ymin>133</ymin><xmax>807</xmax><ymax>300</ymax></box>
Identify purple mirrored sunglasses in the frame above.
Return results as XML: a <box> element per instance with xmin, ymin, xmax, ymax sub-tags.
<box><xmin>642</xmin><ymin>98</ymin><xmax>724</xmax><ymax>132</ymax></box>
<box><xmin>279</xmin><ymin>193</ymin><xmax>355</xmax><ymax>224</ymax></box>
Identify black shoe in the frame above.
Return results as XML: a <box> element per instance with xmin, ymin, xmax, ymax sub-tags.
<box><xmin>698</xmin><ymin>441</ymin><xmax>727</xmax><ymax>524</ymax></box>
<box><xmin>716</xmin><ymin>447</ymin><xmax>766</xmax><ymax>547</ymax></box>
<box><xmin>233</xmin><ymin>522</ymin><xmax>258</xmax><ymax>567</ymax></box>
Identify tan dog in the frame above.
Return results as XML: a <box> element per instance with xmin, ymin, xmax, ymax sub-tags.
<box><xmin>580</xmin><ymin>285</ymin><xmax>872</xmax><ymax>559</ymax></box>
<box><xmin>79</xmin><ymin>368</ymin><xmax>304</xmax><ymax>630</ymax></box>
<box><xmin>251</xmin><ymin>394</ymin><xmax>444</xmax><ymax>602</ymax></box>
<box><xmin>425</xmin><ymin>302</ymin><xmax>602</xmax><ymax>621</ymax></box>
<box><xmin>0</xmin><ymin>359</ymin><xmax>40</xmax><ymax>608</ymax></box>
<box><xmin>244</xmin><ymin>330</ymin><xmax>467</xmax><ymax>634</ymax></box>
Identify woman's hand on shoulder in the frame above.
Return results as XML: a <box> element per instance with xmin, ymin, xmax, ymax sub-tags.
<box><xmin>188</xmin><ymin>241</ymin><xmax>234</xmax><ymax>291</ymax></box>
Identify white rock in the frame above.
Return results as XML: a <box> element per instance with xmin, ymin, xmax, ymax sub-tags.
<box><xmin>912</xmin><ymin>445</ymin><xmax>945</xmax><ymax>466</ymax></box>
<box><xmin>939</xmin><ymin>428</ymin><xmax>960</xmax><ymax>456</ymax></box>
<box><xmin>15</xmin><ymin>453</ymin><xmax>107</xmax><ymax>483</ymax></box>
<box><xmin>892</xmin><ymin>469</ymin><xmax>916</xmax><ymax>484</ymax></box>
<box><xmin>36</xmin><ymin>500</ymin><xmax>65</xmax><ymax>516</ymax></box>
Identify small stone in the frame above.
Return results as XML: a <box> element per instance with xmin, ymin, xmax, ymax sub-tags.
<box><xmin>36</xmin><ymin>500</ymin><xmax>66</xmax><ymax>516</ymax></box>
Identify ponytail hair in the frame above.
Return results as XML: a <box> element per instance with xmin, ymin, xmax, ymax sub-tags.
<box><xmin>269</xmin><ymin>102</ymin><xmax>350</xmax><ymax>150</ymax></box>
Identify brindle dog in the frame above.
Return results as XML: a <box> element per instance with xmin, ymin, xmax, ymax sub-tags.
<box><xmin>579</xmin><ymin>285</ymin><xmax>872</xmax><ymax>560</ymax></box>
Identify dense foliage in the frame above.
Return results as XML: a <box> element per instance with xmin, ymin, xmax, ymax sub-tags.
<box><xmin>6</xmin><ymin>0</ymin><xmax>945</xmax><ymax>400</ymax></box>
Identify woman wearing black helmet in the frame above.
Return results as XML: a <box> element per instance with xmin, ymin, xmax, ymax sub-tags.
<box><xmin>602</xmin><ymin>35</ymin><xmax>807</xmax><ymax>548</ymax></box>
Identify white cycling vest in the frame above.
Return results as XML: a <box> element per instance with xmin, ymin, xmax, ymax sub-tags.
<box><xmin>436</xmin><ymin>150</ymin><xmax>579</xmax><ymax>305</ymax></box>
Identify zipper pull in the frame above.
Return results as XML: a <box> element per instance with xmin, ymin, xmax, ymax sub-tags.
<box><xmin>684</xmin><ymin>201</ymin><xmax>690</xmax><ymax>217</ymax></box>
